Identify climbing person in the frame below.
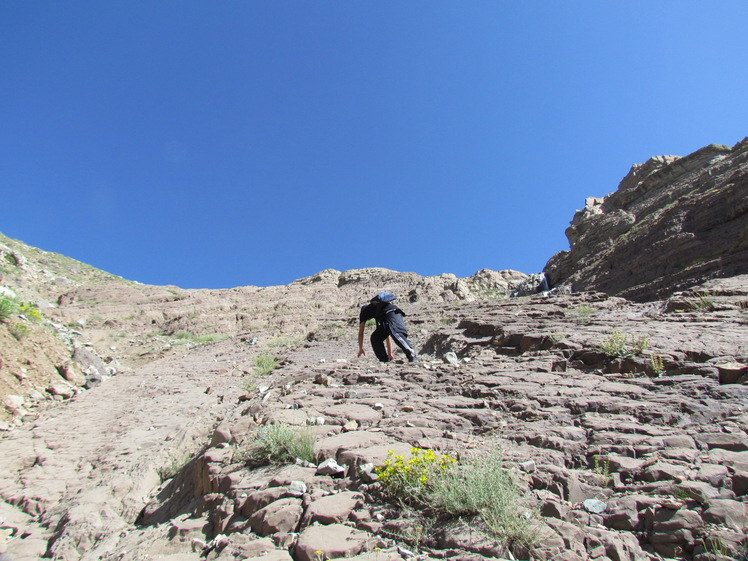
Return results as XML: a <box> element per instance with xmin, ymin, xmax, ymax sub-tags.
<box><xmin>357</xmin><ymin>292</ymin><xmax>418</xmax><ymax>362</ymax></box>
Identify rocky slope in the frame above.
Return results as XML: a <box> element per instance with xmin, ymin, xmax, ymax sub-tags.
<box><xmin>545</xmin><ymin>138</ymin><xmax>748</xmax><ymax>301</ymax></box>
<box><xmin>1</xmin><ymin>278</ymin><xmax>746</xmax><ymax>561</ymax></box>
<box><xmin>0</xmin><ymin>231</ymin><xmax>527</xmax><ymax>425</ymax></box>
<box><xmin>1</xmin><ymin>138</ymin><xmax>748</xmax><ymax>561</ymax></box>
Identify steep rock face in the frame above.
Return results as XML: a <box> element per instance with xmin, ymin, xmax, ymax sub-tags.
<box><xmin>545</xmin><ymin>138</ymin><xmax>748</xmax><ymax>301</ymax></box>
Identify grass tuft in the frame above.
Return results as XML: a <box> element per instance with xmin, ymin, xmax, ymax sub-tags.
<box><xmin>0</xmin><ymin>295</ymin><xmax>17</xmax><ymax>321</ymax></box>
<box><xmin>8</xmin><ymin>321</ymin><xmax>30</xmax><ymax>341</ymax></box>
<box><xmin>254</xmin><ymin>353</ymin><xmax>279</xmax><ymax>376</ymax></box>
<box><xmin>239</xmin><ymin>422</ymin><xmax>316</xmax><ymax>466</ymax></box>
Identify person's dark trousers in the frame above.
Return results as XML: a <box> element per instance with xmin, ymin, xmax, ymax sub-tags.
<box><xmin>370</xmin><ymin>324</ymin><xmax>418</xmax><ymax>362</ymax></box>
<box><xmin>388</xmin><ymin>324</ymin><xmax>418</xmax><ymax>361</ymax></box>
<box><xmin>370</xmin><ymin>328</ymin><xmax>391</xmax><ymax>362</ymax></box>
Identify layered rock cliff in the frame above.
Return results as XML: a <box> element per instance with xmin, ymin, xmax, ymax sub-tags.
<box><xmin>545</xmin><ymin>138</ymin><xmax>748</xmax><ymax>301</ymax></box>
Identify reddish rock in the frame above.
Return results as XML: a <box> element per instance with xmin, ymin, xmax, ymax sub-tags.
<box><xmin>248</xmin><ymin>497</ymin><xmax>303</xmax><ymax>536</ymax></box>
<box><xmin>294</xmin><ymin>524</ymin><xmax>370</xmax><ymax>561</ymax></box>
<box><xmin>300</xmin><ymin>491</ymin><xmax>363</xmax><ymax>527</ymax></box>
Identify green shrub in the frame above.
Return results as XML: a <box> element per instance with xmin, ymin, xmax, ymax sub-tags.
<box><xmin>254</xmin><ymin>353</ymin><xmax>278</xmax><ymax>376</ymax></box>
<box><xmin>427</xmin><ymin>453</ymin><xmax>538</xmax><ymax>548</ymax></box>
<box><xmin>156</xmin><ymin>449</ymin><xmax>192</xmax><ymax>481</ymax></box>
<box><xmin>600</xmin><ymin>330</ymin><xmax>628</xmax><ymax>357</ymax></box>
<box><xmin>3</xmin><ymin>252</ymin><xmax>20</xmax><ymax>267</ymax></box>
<box><xmin>0</xmin><ymin>295</ymin><xmax>18</xmax><ymax>321</ymax></box>
<box><xmin>240</xmin><ymin>422</ymin><xmax>316</xmax><ymax>466</ymax></box>
<box><xmin>650</xmin><ymin>354</ymin><xmax>665</xmax><ymax>376</ymax></box>
<box><xmin>196</xmin><ymin>333</ymin><xmax>229</xmax><ymax>343</ymax></box>
<box><xmin>593</xmin><ymin>454</ymin><xmax>612</xmax><ymax>487</ymax></box>
<box><xmin>8</xmin><ymin>321</ymin><xmax>30</xmax><ymax>341</ymax></box>
<box><xmin>571</xmin><ymin>304</ymin><xmax>597</xmax><ymax>324</ymax></box>
<box><xmin>173</xmin><ymin>331</ymin><xmax>229</xmax><ymax>345</ymax></box>
<box><xmin>685</xmin><ymin>291</ymin><xmax>715</xmax><ymax>311</ymax></box>
<box><xmin>241</xmin><ymin>375</ymin><xmax>260</xmax><ymax>394</ymax></box>
<box><xmin>600</xmin><ymin>330</ymin><xmax>649</xmax><ymax>358</ymax></box>
<box><xmin>376</xmin><ymin>448</ymin><xmax>537</xmax><ymax>549</ymax></box>
<box><xmin>271</xmin><ymin>336</ymin><xmax>301</xmax><ymax>348</ymax></box>
<box><xmin>631</xmin><ymin>335</ymin><xmax>650</xmax><ymax>355</ymax></box>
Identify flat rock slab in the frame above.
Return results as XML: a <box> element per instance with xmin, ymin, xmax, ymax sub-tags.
<box><xmin>295</xmin><ymin>523</ymin><xmax>370</xmax><ymax>561</ymax></box>
<box><xmin>302</xmin><ymin>491</ymin><xmax>363</xmax><ymax>526</ymax></box>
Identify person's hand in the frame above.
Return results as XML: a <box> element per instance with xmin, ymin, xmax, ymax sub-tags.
<box><xmin>358</xmin><ymin>348</ymin><xmax>365</xmax><ymax>357</ymax></box>
<box><xmin>388</xmin><ymin>352</ymin><xmax>395</xmax><ymax>360</ymax></box>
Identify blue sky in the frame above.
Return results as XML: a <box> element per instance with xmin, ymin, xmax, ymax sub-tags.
<box><xmin>2</xmin><ymin>2</ymin><xmax>747</xmax><ymax>288</ymax></box>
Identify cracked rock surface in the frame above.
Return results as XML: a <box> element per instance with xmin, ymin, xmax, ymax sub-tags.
<box><xmin>2</xmin><ymin>275</ymin><xmax>746</xmax><ymax>560</ymax></box>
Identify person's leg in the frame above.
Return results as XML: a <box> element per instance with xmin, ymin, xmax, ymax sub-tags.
<box><xmin>370</xmin><ymin>329</ymin><xmax>390</xmax><ymax>362</ymax></box>
<box><xmin>387</xmin><ymin>325</ymin><xmax>418</xmax><ymax>362</ymax></box>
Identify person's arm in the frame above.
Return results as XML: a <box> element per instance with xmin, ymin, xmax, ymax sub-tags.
<box><xmin>386</xmin><ymin>336</ymin><xmax>394</xmax><ymax>360</ymax></box>
<box><xmin>358</xmin><ymin>322</ymin><xmax>366</xmax><ymax>356</ymax></box>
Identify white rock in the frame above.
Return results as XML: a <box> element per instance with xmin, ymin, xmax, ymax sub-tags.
<box><xmin>288</xmin><ymin>480</ymin><xmax>307</xmax><ymax>497</ymax></box>
<box><xmin>317</xmin><ymin>458</ymin><xmax>346</xmax><ymax>476</ymax></box>
<box><xmin>444</xmin><ymin>352</ymin><xmax>460</xmax><ymax>365</ymax></box>
<box><xmin>583</xmin><ymin>498</ymin><xmax>607</xmax><ymax>514</ymax></box>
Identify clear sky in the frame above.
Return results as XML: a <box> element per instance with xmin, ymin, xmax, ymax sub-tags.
<box><xmin>2</xmin><ymin>2</ymin><xmax>747</xmax><ymax>289</ymax></box>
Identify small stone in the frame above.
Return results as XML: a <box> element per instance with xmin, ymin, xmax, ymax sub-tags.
<box><xmin>314</xmin><ymin>373</ymin><xmax>331</xmax><ymax>386</ymax></box>
<box><xmin>288</xmin><ymin>481</ymin><xmax>307</xmax><ymax>497</ymax></box>
<box><xmin>48</xmin><ymin>381</ymin><xmax>76</xmax><ymax>399</ymax></box>
<box><xmin>343</xmin><ymin>420</ymin><xmax>359</xmax><ymax>432</ymax></box>
<box><xmin>583</xmin><ymin>499</ymin><xmax>607</xmax><ymax>514</ymax></box>
<box><xmin>444</xmin><ymin>352</ymin><xmax>460</xmax><ymax>365</ymax></box>
<box><xmin>397</xmin><ymin>546</ymin><xmax>415</xmax><ymax>557</ymax></box>
<box><xmin>359</xmin><ymin>463</ymin><xmax>378</xmax><ymax>483</ymax></box>
<box><xmin>519</xmin><ymin>460</ymin><xmax>536</xmax><ymax>473</ymax></box>
<box><xmin>317</xmin><ymin>458</ymin><xmax>346</xmax><ymax>477</ymax></box>
<box><xmin>211</xmin><ymin>534</ymin><xmax>230</xmax><ymax>550</ymax></box>
<box><xmin>85</xmin><ymin>372</ymin><xmax>103</xmax><ymax>389</ymax></box>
